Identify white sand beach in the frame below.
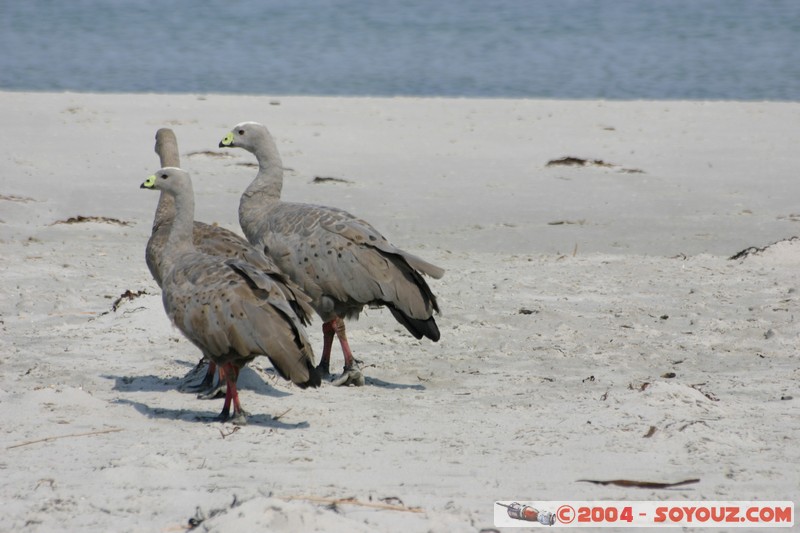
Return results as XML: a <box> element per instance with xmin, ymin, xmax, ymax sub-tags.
<box><xmin>1</xmin><ymin>92</ymin><xmax>798</xmax><ymax>531</ymax></box>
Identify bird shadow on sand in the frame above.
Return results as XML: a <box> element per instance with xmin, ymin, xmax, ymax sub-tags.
<box><xmin>103</xmin><ymin>373</ymin><xmax>184</xmax><ymax>393</ymax></box>
<box><xmin>103</xmin><ymin>365</ymin><xmax>291</xmax><ymax>399</ymax></box>
<box><xmin>112</xmin><ymin>398</ymin><xmax>310</xmax><ymax>429</ymax></box>
<box><xmin>362</xmin><ymin>376</ymin><xmax>425</xmax><ymax>390</ymax></box>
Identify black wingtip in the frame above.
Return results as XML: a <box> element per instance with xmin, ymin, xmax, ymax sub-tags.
<box><xmin>296</xmin><ymin>359</ymin><xmax>322</xmax><ymax>389</ymax></box>
<box><xmin>266</xmin><ymin>356</ymin><xmax>321</xmax><ymax>389</ymax></box>
<box><xmin>388</xmin><ymin>306</ymin><xmax>441</xmax><ymax>342</ymax></box>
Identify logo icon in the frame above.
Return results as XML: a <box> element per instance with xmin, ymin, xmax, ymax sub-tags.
<box><xmin>496</xmin><ymin>502</ymin><xmax>556</xmax><ymax>525</ymax></box>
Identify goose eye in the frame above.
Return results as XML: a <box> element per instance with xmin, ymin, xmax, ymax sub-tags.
<box><xmin>237</xmin><ymin>129</ymin><xmax>245</xmax><ymax>135</ymax></box>
<box><xmin>160</xmin><ymin>173</ymin><xmax>168</xmax><ymax>179</ymax></box>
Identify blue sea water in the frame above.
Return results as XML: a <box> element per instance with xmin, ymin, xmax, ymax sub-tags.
<box><xmin>1</xmin><ymin>0</ymin><xmax>798</xmax><ymax>100</ymax></box>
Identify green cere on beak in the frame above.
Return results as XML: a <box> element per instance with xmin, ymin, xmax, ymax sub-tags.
<box><xmin>141</xmin><ymin>175</ymin><xmax>157</xmax><ymax>189</ymax></box>
<box><xmin>220</xmin><ymin>132</ymin><xmax>234</xmax><ymax>147</ymax></box>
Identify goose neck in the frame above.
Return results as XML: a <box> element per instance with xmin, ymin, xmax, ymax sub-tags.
<box><xmin>163</xmin><ymin>189</ymin><xmax>195</xmax><ymax>262</ymax></box>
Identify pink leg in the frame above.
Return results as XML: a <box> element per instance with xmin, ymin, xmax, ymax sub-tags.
<box><xmin>198</xmin><ymin>360</ymin><xmax>216</xmax><ymax>390</ymax></box>
<box><xmin>218</xmin><ymin>363</ymin><xmax>247</xmax><ymax>425</ymax></box>
<box><xmin>228</xmin><ymin>365</ymin><xmax>244</xmax><ymax>420</ymax></box>
<box><xmin>333</xmin><ymin>318</ymin><xmax>356</xmax><ymax>369</ymax></box>
<box><xmin>218</xmin><ymin>364</ymin><xmax>232</xmax><ymax>420</ymax></box>
<box><xmin>328</xmin><ymin>318</ymin><xmax>365</xmax><ymax>387</ymax></box>
<box><xmin>318</xmin><ymin>320</ymin><xmax>336</xmax><ymax>374</ymax></box>
<box><xmin>206</xmin><ymin>361</ymin><xmax>217</xmax><ymax>381</ymax></box>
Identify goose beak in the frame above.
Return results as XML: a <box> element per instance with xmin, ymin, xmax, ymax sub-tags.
<box><xmin>219</xmin><ymin>132</ymin><xmax>234</xmax><ymax>148</ymax></box>
<box><xmin>141</xmin><ymin>175</ymin><xmax>157</xmax><ymax>189</ymax></box>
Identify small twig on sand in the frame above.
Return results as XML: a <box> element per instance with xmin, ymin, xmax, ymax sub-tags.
<box><xmin>283</xmin><ymin>495</ymin><xmax>423</xmax><ymax>513</ymax></box>
<box><xmin>272</xmin><ymin>408</ymin><xmax>292</xmax><ymax>421</ymax></box>
<box><xmin>7</xmin><ymin>428</ymin><xmax>123</xmax><ymax>450</ymax></box>
<box><xmin>218</xmin><ymin>426</ymin><xmax>240</xmax><ymax>439</ymax></box>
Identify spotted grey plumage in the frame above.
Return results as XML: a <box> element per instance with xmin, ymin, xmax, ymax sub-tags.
<box><xmin>141</xmin><ymin>167</ymin><xmax>320</xmax><ymax>424</ymax></box>
<box><xmin>146</xmin><ymin>129</ymin><xmax>312</xmax><ymax>396</ymax></box>
<box><xmin>219</xmin><ymin>121</ymin><xmax>443</xmax><ymax>386</ymax></box>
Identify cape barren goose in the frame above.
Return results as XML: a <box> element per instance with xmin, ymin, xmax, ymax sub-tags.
<box><xmin>147</xmin><ymin>128</ymin><xmax>217</xmax><ymax>392</ymax></box>
<box><xmin>147</xmin><ymin>129</ymin><xmax>310</xmax><ymax>397</ymax></box>
<box><xmin>141</xmin><ymin>167</ymin><xmax>320</xmax><ymax>425</ymax></box>
<box><xmin>219</xmin><ymin>122</ymin><xmax>443</xmax><ymax>386</ymax></box>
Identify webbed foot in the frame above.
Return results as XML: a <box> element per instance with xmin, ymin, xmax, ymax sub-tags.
<box><xmin>217</xmin><ymin>409</ymin><xmax>249</xmax><ymax>426</ymax></box>
<box><xmin>331</xmin><ymin>364</ymin><xmax>365</xmax><ymax>387</ymax></box>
